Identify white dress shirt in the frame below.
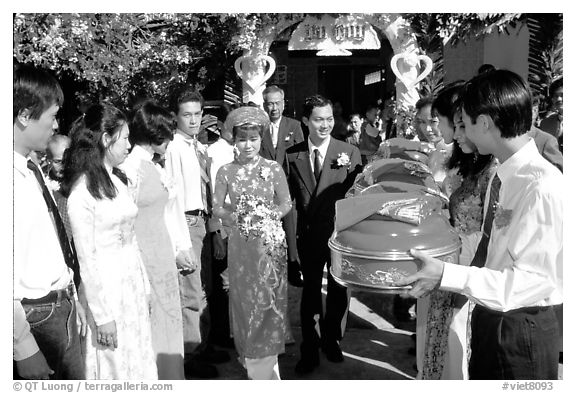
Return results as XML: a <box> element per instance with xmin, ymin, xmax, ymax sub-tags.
<box><xmin>308</xmin><ymin>136</ymin><xmax>331</xmax><ymax>170</ymax></box>
<box><xmin>164</xmin><ymin>131</ymin><xmax>206</xmax><ymax>213</ymax></box>
<box><xmin>13</xmin><ymin>151</ymin><xmax>73</xmax><ymax>360</ymax></box>
<box><xmin>270</xmin><ymin>117</ymin><xmax>282</xmax><ymax>149</ymax></box>
<box><xmin>441</xmin><ymin>139</ymin><xmax>563</xmax><ymax>311</ymax></box>
<box><xmin>207</xmin><ymin>138</ymin><xmax>235</xmax><ymax>235</ymax></box>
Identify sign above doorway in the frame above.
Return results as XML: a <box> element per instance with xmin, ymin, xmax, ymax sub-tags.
<box><xmin>288</xmin><ymin>14</ymin><xmax>381</xmax><ymax>55</ymax></box>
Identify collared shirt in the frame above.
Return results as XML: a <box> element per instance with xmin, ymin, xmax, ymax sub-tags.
<box><xmin>441</xmin><ymin>139</ymin><xmax>563</xmax><ymax>311</ymax></box>
<box><xmin>308</xmin><ymin>135</ymin><xmax>331</xmax><ymax>170</ymax></box>
<box><xmin>270</xmin><ymin>117</ymin><xmax>282</xmax><ymax>149</ymax></box>
<box><xmin>164</xmin><ymin>131</ymin><xmax>205</xmax><ymax>213</ymax></box>
<box><xmin>13</xmin><ymin>151</ymin><xmax>72</xmax><ymax>360</ymax></box>
<box><xmin>206</xmin><ymin>138</ymin><xmax>235</xmax><ymax>235</ymax></box>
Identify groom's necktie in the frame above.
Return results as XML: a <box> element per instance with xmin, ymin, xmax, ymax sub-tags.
<box><xmin>452</xmin><ymin>174</ymin><xmax>501</xmax><ymax>308</ymax></box>
<box><xmin>313</xmin><ymin>148</ymin><xmax>322</xmax><ymax>183</ymax></box>
<box><xmin>27</xmin><ymin>160</ymin><xmax>81</xmax><ymax>289</ymax></box>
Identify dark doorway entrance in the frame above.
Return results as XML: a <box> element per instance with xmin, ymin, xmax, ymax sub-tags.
<box><xmin>318</xmin><ymin>64</ymin><xmax>388</xmax><ymax>118</ymax></box>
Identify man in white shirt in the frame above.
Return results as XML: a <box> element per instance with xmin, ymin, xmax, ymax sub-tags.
<box><xmin>165</xmin><ymin>89</ymin><xmax>228</xmax><ymax>378</ymax></box>
<box><xmin>13</xmin><ymin>66</ymin><xmax>85</xmax><ymax>380</ymax></box>
<box><xmin>205</xmin><ymin>114</ymin><xmax>235</xmax><ymax>348</ymax></box>
<box><xmin>396</xmin><ymin>70</ymin><xmax>562</xmax><ymax>379</ymax></box>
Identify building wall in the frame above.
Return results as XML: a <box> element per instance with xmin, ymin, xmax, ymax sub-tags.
<box><xmin>443</xmin><ymin>36</ymin><xmax>484</xmax><ymax>83</ymax></box>
<box><xmin>443</xmin><ymin>21</ymin><xmax>530</xmax><ymax>83</ymax></box>
<box><xmin>483</xmin><ymin>23</ymin><xmax>530</xmax><ymax>80</ymax></box>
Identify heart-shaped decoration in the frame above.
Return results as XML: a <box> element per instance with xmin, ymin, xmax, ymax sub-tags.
<box><xmin>234</xmin><ymin>55</ymin><xmax>276</xmax><ymax>92</ymax></box>
<box><xmin>390</xmin><ymin>52</ymin><xmax>433</xmax><ymax>90</ymax></box>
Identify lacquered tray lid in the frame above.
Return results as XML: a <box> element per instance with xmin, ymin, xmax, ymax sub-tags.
<box><xmin>356</xmin><ymin>158</ymin><xmax>438</xmax><ymax>191</ymax></box>
<box><xmin>330</xmin><ymin>213</ymin><xmax>460</xmax><ymax>260</ymax></box>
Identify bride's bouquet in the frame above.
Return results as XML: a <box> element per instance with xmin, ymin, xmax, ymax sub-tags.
<box><xmin>235</xmin><ymin>192</ymin><xmax>286</xmax><ymax>252</ymax></box>
<box><xmin>235</xmin><ymin>192</ymin><xmax>287</xmax><ymax>309</ymax></box>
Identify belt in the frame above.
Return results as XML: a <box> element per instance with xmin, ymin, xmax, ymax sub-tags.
<box><xmin>21</xmin><ymin>283</ymin><xmax>74</xmax><ymax>306</ymax></box>
<box><xmin>475</xmin><ymin>304</ymin><xmax>552</xmax><ymax>316</ymax></box>
<box><xmin>185</xmin><ymin>209</ymin><xmax>206</xmax><ymax>217</ymax></box>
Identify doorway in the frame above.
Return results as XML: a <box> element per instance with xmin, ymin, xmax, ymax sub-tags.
<box><xmin>318</xmin><ymin>63</ymin><xmax>390</xmax><ymax>119</ymax></box>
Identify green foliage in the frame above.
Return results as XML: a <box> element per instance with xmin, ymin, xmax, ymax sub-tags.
<box><xmin>14</xmin><ymin>13</ymin><xmax>241</xmax><ymax>112</ymax></box>
<box><xmin>402</xmin><ymin>13</ymin><xmax>525</xmax><ymax>97</ymax></box>
<box><xmin>404</xmin><ymin>14</ymin><xmax>446</xmax><ymax>97</ymax></box>
<box><xmin>526</xmin><ymin>14</ymin><xmax>563</xmax><ymax>99</ymax></box>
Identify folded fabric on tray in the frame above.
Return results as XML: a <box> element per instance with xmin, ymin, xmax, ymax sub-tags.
<box><xmin>335</xmin><ymin>191</ymin><xmax>443</xmax><ymax>232</ymax></box>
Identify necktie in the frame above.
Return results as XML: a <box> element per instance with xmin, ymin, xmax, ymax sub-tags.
<box><xmin>27</xmin><ymin>160</ymin><xmax>81</xmax><ymax>289</ymax></box>
<box><xmin>452</xmin><ymin>174</ymin><xmax>501</xmax><ymax>307</ymax></box>
<box><xmin>313</xmin><ymin>148</ymin><xmax>322</xmax><ymax>183</ymax></box>
<box><xmin>271</xmin><ymin>123</ymin><xmax>278</xmax><ymax>150</ymax></box>
<box><xmin>193</xmin><ymin>139</ymin><xmax>211</xmax><ymax>213</ymax></box>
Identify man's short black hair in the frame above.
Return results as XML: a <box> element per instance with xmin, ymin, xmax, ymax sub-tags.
<box><xmin>13</xmin><ymin>65</ymin><xmax>64</xmax><ymax>123</ymax></box>
<box><xmin>302</xmin><ymin>95</ymin><xmax>333</xmax><ymax>119</ymax></box>
<box><xmin>461</xmin><ymin>69</ymin><xmax>532</xmax><ymax>139</ymax></box>
<box><xmin>548</xmin><ymin>77</ymin><xmax>563</xmax><ymax>97</ymax></box>
<box><xmin>415</xmin><ymin>96</ymin><xmax>434</xmax><ymax>113</ymax></box>
<box><xmin>170</xmin><ymin>86</ymin><xmax>204</xmax><ymax>114</ymax></box>
<box><xmin>477</xmin><ymin>63</ymin><xmax>496</xmax><ymax>74</ymax></box>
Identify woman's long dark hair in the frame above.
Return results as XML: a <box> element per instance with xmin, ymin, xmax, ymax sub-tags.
<box><xmin>446</xmin><ymin>141</ymin><xmax>493</xmax><ymax>179</ymax></box>
<box><xmin>61</xmin><ymin>103</ymin><xmax>128</xmax><ymax>199</ymax></box>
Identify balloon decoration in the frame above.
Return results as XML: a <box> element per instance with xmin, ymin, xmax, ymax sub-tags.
<box><xmin>390</xmin><ymin>51</ymin><xmax>433</xmax><ymax>90</ymax></box>
<box><xmin>234</xmin><ymin>54</ymin><xmax>276</xmax><ymax>92</ymax></box>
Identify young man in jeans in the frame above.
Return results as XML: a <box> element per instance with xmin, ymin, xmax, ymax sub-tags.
<box><xmin>13</xmin><ymin>66</ymin><xmax>85</xmax><ymax>380</ymax></box>
<box><xmin>165</xmin><ymin>88</ymin><xmax>229</xmax><ymax>378</ymax></box>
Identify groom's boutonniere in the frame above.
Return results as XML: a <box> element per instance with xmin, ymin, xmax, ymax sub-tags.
<box><xmin>335</xmin><ymin>152</ymin><xmax>351</xmax><ymax>169</ymax></box>
<box><xmin>46</xmin><ymin>178</ymin><xmax>61</xmax><ymax>193</ymax></box>
<box><xmin>494</xmin><ymin>203</ymin><xmax>513</xmax><ymax>229</ymax></box>
<box><xmin>284</xmin><ymin>131</ymin><xmax>293</xmax><ymax>142</ymax></box>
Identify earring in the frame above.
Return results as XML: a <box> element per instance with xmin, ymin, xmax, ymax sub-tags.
<box><xmin>472</xmin><ymin>152</ymin><xmax>478</xmax><ymax>164</ymax></box>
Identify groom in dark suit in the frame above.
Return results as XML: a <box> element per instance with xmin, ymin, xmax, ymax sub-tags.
<box><xmin>261</xmin><ymin>85</ymin><xmax>306</xmax><ymax>287</ymax></box>
<box><xmin>285</xmin><ymin>95</ymin><xmax>362</xmax><ymax>375</ymax></box>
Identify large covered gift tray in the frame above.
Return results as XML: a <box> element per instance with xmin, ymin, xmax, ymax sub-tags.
<box><xmin>329</xmin><ymin>192</ymin><xmax>460</xmax><ymax>294</ymax></box>
<box><xmin>348</xmin><ymin>158</ymin><xmax>441</xmax><ymax>197</ymax></box>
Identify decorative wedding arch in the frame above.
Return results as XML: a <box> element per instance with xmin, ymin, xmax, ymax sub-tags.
<box><xmin>233</xmin><ymin>14</ymin><xmax>425</xmax><ymax>114</ymax></box>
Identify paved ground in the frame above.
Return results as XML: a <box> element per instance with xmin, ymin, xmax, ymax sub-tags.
<box><xmin>194</xmin><ymin>274</ymin><xmax>563</xmax><ymax>380</ymax></box>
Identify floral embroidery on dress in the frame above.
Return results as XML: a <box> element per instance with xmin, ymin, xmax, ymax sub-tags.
<box><xmin>423</xmin><ymin>158</ymin><xmax>498</xmax><ymax>380</ymax></box>
<box><xmin>214</xmin><ymin>157</ymin><xmax>291</xmax><ymax>359</ymax></box>
<box><xmin>259</xmin><ymin>166</ymin><xmax>272</xmax><ymax>181</ymax></box>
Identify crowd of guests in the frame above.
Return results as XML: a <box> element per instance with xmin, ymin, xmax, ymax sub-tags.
<box><xmin>14</xmin><ymin>63</ymin><xmax>562</xmax><ymax>381</ymax></box>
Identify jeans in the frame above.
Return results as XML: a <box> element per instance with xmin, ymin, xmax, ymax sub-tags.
<box><xmin>180</xmin><ymin>214</ymin><xmax>211</xmax><ymax>354</ymax></box>
<box><xmin>469</xmin><ymin>305</ymin><xmax>559</xmax><ymax>380</ymax></box>
<box><xmin>15</xmin><ymin>296</ymin><xmax>84</xmax><ymax>379</ymax></box>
